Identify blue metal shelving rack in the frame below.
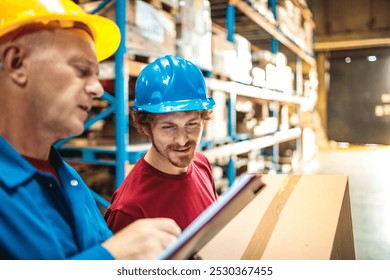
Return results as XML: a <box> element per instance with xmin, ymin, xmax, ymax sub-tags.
<box><xmin>225</xmin><ymin>0</ymin><xmax>281</xmax><ymax>180</ymax></box>
<box><xmin>223</xmin><ymin>0</ymin><xmax>315</xmax><ymax>176</ymax></box>
<box><xmin>56</xmin><ymin>0</ymin><xmax>129</xmax><ymax>207</ymax></box>
<box><xmin>113</xmin><ymin>0</ymin><xmax>129</xmax><ymax>189</ymax></box>
<box><xmin>57</xmin><ymin>0</ymin><xmax>315</xmax><ymax>206</ymax></box>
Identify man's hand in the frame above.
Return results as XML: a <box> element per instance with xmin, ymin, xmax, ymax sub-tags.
<box><xmin>102</xmin><ymin>218</ymin><xmax>181</xmax><ymax>260</ymax></box>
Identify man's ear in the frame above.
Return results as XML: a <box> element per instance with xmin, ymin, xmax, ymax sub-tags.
<box><xmin>1</xmin><ymin>45</ymin><xmax>28</xmax><ymax>86</ymax></box>
<box><xmin>142</xmin><ymin>125</ymin><xmax>151</xmax><ymax>136</ymax></box>
<box><xmin>143</xmin><ymin>127</ymin><xmax>151</xmax><ymax>136</ymax></box>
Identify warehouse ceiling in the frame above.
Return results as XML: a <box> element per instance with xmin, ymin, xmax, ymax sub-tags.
<box><xmin>313</xmin><ymin>0</ymin><xmax>390</xmax><ymax>51</ymax></box>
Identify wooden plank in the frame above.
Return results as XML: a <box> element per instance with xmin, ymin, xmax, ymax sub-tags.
<box><xmin>233</xmin><ymin>0</ymin><xmax>316</xmax><ymax>66</ymax></box>
<box><xmin>315</xmin><ymin>38</ymin><xmax>390</xmax><ymax>51</ymax></box>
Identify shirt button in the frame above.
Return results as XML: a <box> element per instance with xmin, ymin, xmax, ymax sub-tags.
<box><xmin>70</xmin><ymin>180</ymin><xmax>78</xmax><ymax>187</ymax></box>
<box><xmin>49</xmin><ymin>183</ymin><xmax>53</xmax><ymax>188</ymax></box>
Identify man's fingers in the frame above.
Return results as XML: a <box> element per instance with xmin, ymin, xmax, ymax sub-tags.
<box><xmin>146</xmin><ymin>218</ymin><xmax>182</xmax><ymax>237</ymax></box>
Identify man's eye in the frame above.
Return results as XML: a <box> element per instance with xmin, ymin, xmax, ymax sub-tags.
<box><xmin>162</xmin><ymin>125</ymin><xmax>174</xmax><ymax>129</ymax></box>
<box><xmin>78</xmin><ymin>68</ymin><xmax>89</xmax><ymax>76</ymax></box>
<box><xmin>188</xmin><ymin>122</ymin><xmax>200</xmax><ymax>126</ymax></box>
<box><xmin>74</xmin><ymin>65</ymin><xmax>90</xmax><ymax>76</ymax></box>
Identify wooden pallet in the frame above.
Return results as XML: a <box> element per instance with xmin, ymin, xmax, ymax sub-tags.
<box><xmin>142</xmin><ymin>0</ymin><xmax>178</xmax><ymax>14</ymax></box>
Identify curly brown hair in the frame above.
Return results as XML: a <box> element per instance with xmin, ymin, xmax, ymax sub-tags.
<box><xmin>130</xmin><ymin>109</ymin><xmax>214</xmax><ymax>135</ymax></box>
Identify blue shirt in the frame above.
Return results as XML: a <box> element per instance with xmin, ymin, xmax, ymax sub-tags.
<box><xmin>0</xmin><ymin>136</ymin><xmax>114</xmax><ymax>260</ymax></box>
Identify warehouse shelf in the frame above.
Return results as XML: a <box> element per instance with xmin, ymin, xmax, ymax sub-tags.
<box><xmin>208</xmin><ymin>0</ymin><xmax>317</xmax><ymax>183</ymax></box>
<box><xmin>290</xmin><ymin>0</ymin><xmax>315</xmax><ymax>28</ymax></box>
<box><xmin>59</xmin><ymin>127</ymin><xmax>300</xmax><ymax>165</ymax></box>
<box><xmin>57</xmin><ymin>0</ymin><xmax>316</xmax><ymax>203</ymax></box>
<box><xmin>59</xmin><ymin>141</ymin><xmax>150</xmax><ymax>166</ymax></box>
<box><xmin>210</xmin><ymin>0</ymin><xmax>315</xmax><ymax>65</ymax></box>
<box><xmin>99</xmin><ymin>65</ymin><xmax>313</xmax><ymax>106</ymax></box>
<box><xmin>98</xmin><ymin>59</ymin><xmax>146</xmax><ymax>79</ymax></box>
<box><xmin>203</xmin><ymin>127</ymin><xmax>301</xmax><ymax>163</ymax></box>
<box><xmin>56</xmin><ymin>0</ymin><xmax>129</xmax><ymax>189</ymax></box>
<box><xmin>206</xmin><ymin>78</ymin><xmax>309</xmax><ymax>105</ymax></box>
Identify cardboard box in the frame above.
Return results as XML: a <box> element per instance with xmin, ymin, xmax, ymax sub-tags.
<box><xmin>199</xmin><ymin>174</ymin><xmax>355</xmax><ymax>260</ymax></box>
<box><xmin>81</xmin><ymin>0</ymin><xmax>176</xmax><ymax>55</ymax></box>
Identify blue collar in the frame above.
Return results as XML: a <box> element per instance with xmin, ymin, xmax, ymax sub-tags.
<box><xmin>0</xmin><ymin>136</ymin><xmax>62</xmax><ymax>189</ymax></box>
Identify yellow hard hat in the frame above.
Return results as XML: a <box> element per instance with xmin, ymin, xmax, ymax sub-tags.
<box><xmin>0</xmin><ymin>0</ymin><xmax>120</xmax><ymax>62</ymax></box>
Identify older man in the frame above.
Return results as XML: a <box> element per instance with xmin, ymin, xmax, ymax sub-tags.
<box><xmin>0</xmin><ymin>0</ymin><xmax>180</xmax><ymax>260</ymax></box>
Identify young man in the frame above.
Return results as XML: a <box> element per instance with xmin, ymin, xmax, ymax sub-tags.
<box><xmin>105</xmin><ymin>55</ymin><xmax>218</xmax><ymax>232</ymax></box>
<box><xmin>0</xmin><ymin>0</ymin><xmax>180</xmax><ymax>260</ymax></box>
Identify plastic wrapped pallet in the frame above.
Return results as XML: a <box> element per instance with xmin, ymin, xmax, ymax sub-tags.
<box><xmin>204</xmin><ymin>90</ymin><xmax>228</xmax><ymax>140</ymax></box>
<box><xmin>176</xmin><ymin>0</ymin><xmax>213</xmax><ymax>71</ymax></box>
<box><xmin>212</xmin><ymin>29</ymin><xmax>252</xmax><ymax>84</ymax></box>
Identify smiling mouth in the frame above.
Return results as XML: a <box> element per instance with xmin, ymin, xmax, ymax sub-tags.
<box><xmin>172</xmin><ymin>146</ymin><xmax>191</xmax><ymax>153</ymax></box>
<box><xmin>78</xmin><ymin>105</ymin><xmax>91</xmax><ymax>112</ymax></box>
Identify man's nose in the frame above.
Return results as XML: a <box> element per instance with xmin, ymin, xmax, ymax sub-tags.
<box><xmin>86</xmin><ymin>77</ymin><xmax>104</xmax><ymax>98</ymax></box>
<box><xmin>175</xmin><ymin>127</ymin><xmax>189</xmax><ymax>146</ymax></box>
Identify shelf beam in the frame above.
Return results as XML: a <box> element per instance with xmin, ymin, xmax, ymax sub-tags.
<box><xmin>232</xmin><ymin>0</ymin><xmax>315</xmax><ymax>66</ymax></box>
<box><xmin>206</xmin><ymin>78</ymin><xmax>309</xmax><ymax>105</ymax></box>
<box><xmin>114</xmin><ymin>0</ymin><xmax>129</xmax><ymax>188</ymax></box>
<box><xmin>203</xmin><ymin>128</ymin><xmax>302</xmax><ymax>163</ymax></box>
<box><xmin>315</xmin><ymin>38</ymin><xmax>390</xmax><ymax>51</ymax></box>
<box><xmin>60</xmin><ymin>129</ymin><xmax>301</xmax><ymax>167</ymax></box>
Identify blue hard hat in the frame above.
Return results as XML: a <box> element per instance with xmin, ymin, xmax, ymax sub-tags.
<box><xmin>132</xmin><ymin>55</ymin><xmax>215</xmax><ymax>114</ymax></box>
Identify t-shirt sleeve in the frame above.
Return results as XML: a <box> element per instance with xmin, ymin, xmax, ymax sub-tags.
<box><xmin>105</xmin><ymin>208</ymin><xmax>140</xmax><ymax>233</ymax></box>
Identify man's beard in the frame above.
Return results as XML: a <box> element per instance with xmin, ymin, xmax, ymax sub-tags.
<box><xmin>152</xmin><ymin>138</ymin><xmax>198</xmax><ymax>168</ymax></box>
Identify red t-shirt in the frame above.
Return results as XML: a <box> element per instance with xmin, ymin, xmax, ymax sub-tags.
<box><xmin>23</xmin><ymin>155</ymin><xmax>60</xmax><ymax>183</ymax></box>
<box><xmin>105</xmin><ymin>152</ymin><xmax>218</xmax><ymax>232</ymax></box>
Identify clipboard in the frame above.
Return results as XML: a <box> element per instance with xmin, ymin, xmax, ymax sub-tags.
<box><xmin>158</xmin><ymin>173</ymin><xmax>266</xmax><ymax>260</ymax></box>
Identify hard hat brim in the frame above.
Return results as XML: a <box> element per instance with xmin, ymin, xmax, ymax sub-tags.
<box><xmin>0</xmin><ymin>14</ymin><xmax>120</xmax><ymax>62</ymax></box>
<box><xmin>133</xmin><ymin>98</ymin><xmax>216</xmax><ymax>114</ymax></box>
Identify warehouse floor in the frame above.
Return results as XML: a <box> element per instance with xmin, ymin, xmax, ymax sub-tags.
<box><xmin>302</xmin><ymin>143</ymin><xmax>390</xmax><ymax>260</ymax></box>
